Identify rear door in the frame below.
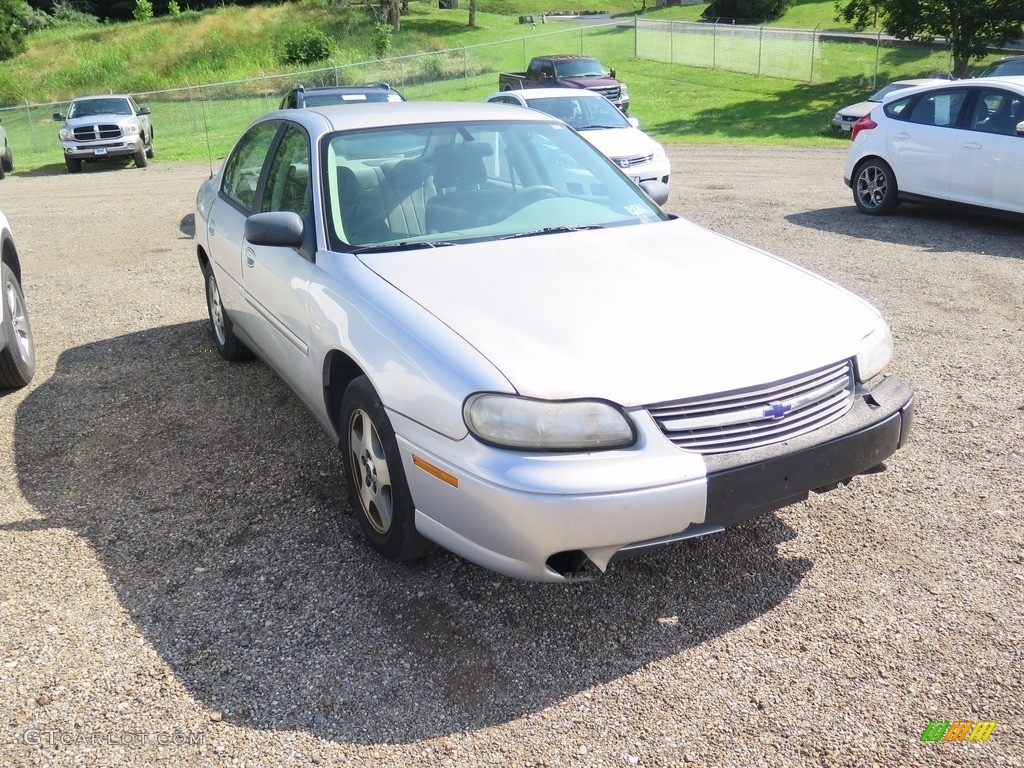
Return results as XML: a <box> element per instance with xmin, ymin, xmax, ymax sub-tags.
<box><xmin>886</xmin><ymin>87</ymin><xmax>969</xmax><ymax>200</ymax></box>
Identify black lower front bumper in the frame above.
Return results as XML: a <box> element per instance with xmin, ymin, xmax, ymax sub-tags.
<box><xmin>703</xmin><ymin>375</ymin><xmax>914</xmax><ymax>528</ymax></box>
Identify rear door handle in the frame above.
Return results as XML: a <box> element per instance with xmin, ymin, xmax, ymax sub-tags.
<box><xmin>960</xmin><ymin>142</ymin><xmax>982</xmax><ymax>150</ymax></box>
<box><xmin>894</xmin><ymin>132</ymin><xmax>910</xmax><ymax>140</ymax></box>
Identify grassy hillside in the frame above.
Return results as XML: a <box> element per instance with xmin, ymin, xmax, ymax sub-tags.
<box><xmin>0</xmin><ymin>0</ymin><xmax>880</xmax><ymax>105</ymax></box>
<box><xmin>0</xmin><ymin>0</ymin><xmax>1008</xmax><ymax>171</ymax></box>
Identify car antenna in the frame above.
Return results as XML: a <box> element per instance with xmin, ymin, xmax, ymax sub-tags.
<box><xmin>192</xmin><ymin>81</ymin><xmax>215</xmax><ymax>177</ymax></box>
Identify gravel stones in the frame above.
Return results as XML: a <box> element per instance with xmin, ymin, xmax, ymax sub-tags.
<box><xmin>0</xmin><ymin>150</ymin><xmax>1021</xmax><ymax>766</ymax></box>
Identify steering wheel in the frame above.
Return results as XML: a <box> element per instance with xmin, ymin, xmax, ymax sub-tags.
<box><xmin>496</xmin><ymin>185</ymin><xmax>560</xmax><ymax>219</ymax></box>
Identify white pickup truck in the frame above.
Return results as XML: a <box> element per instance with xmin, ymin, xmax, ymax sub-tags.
<box><xmin>54</xmin><ymin>94</ymin><xmax>154</xmax><ymax>173</ymax></box>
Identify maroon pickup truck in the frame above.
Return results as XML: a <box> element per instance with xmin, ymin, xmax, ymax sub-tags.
<box><xmin>498</xmin><ymin>54</ymin><xmax>629</xmax><ymax>113</ymax></box>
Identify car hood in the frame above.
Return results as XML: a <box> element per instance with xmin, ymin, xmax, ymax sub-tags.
<box><xmin>577</xmin><ymin>126</ymin><xmax>662</xmax><ymax>159</ymax></box>
<box><xmin>837</xmin><ymin>100</ymin><xmax>876</xmax><ymax>118</ymax></box>
<box><xmin>564</xmin><ymin>76</ymin><xmax>620</xmax><ymax>88</ymax></box>
<box><xmin>358</xmin><ymin>218</ymin><xmax>882</xmax><ymax>406</ymax></box>
<box><xmin>64</xmin><ymin>114</ymin><xmax>136</xmax><ymax>127</ymax></box>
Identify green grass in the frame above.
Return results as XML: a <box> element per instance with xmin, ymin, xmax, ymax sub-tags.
<box><xmin>0</xmin><ymin>0</ymin><xmax>1013</xmax><ymax>173</ymax></box>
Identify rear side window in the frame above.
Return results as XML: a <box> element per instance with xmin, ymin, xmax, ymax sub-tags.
<box><xmin>884</xmin><ymin>96</ymin><xmax>914</xmax><ymax>120</ymax></box>
<box><xmin>906</xmin><ymin>89</ymin><xmax>968</xmax><ymax>127</ymax></box>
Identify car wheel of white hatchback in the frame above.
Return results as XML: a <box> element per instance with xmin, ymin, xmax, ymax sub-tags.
<box><xmin>853</xmin><ymin>158</ymin><xmax>900</xmax><ymax>215</ymax></box>
<box><xmin>0</xmin><ymin>262</ymin><xmax>35</xmax><ymax>389</ymax></box>
<box><xmin>341</xmin><ymin>376</ymin><xmax>435</xmax><ymax>562</ymax></box>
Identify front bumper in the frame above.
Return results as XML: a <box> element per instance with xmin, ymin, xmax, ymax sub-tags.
<box><xmin>61</xmin><ymin>141</ymin><xmax>140</xmax><ymax>159</ymax></box>
<box><xmin>399</xmin><ymin>375</ymin><xmax>913</xmax><ymax>582</ymax></box>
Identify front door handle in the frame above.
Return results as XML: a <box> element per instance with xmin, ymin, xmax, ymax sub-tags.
<box><xmin>244</xmin><ymin>249</ymin><xmax>256</xmax><ymax>268</ymax></box>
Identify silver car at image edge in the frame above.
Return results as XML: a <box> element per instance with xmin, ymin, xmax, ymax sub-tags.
<box><xmin>0</xmin><ymin>210</ymin><xmax>35</xmax><ymax>389</ymax></box>
<box><xmin>195</xmin><ymin>101</ymin><xmax>914</xmax><ymax>582</ymax></box>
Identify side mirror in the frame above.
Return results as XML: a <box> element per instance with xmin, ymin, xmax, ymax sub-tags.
<box><xmin>1017</xmin><ymin>120</ymin><xmax>1024</xmax><ymax>137</ymax></box>
<box><xmin>244</xmin><ymin>211</ymin><xmax>304</xmax><ymax>248</ymax></box>
<box><xmin>628</xmin><ymin>116</ymin><xmax>640</xmax><ymax>128</ymax></box>
<box><xmin>138</xmin><ymin>106</ymin><xmax>151</xmax><ymax>116</ymax></box>
<box><xmin>53</xmin><ymin>112</ymin><xmax>64</xmax><ymax>121</ymax></box>
<box><xmin>610</xmin><ymin>68</ymin><xmax>617</xmax><ymax>79</ymax></box>
<box><xmin>639</xmin><ymin>179</ymin><xmax>669</xmax><ymax>206</ymax></box>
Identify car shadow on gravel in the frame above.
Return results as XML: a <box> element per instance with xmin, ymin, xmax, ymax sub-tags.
<box><xmin>787</xmin><ymin>204</ymin><xmax>1024</xmax><ymax>259</ymax></box>
<box><xmin>10</xmin><ymin>322</ymin><xmax>810</xmax><ymax>744</ymax></box>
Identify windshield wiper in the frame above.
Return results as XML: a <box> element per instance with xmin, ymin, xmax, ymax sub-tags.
<box><xmin>499</xmin><ymin>225</ymin><xmax>605</xmax><ymax>240</ymax></box>
<box><xmin>352</xmin><ymin>240</ymin><xmax>455</xmax><ymax>254</ymax></box>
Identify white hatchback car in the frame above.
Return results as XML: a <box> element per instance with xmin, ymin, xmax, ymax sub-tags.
<box><xmin>196</xmin><ymin>102</ymin><xmax>912</xmax><ymax>581</ymax></box>
<box><xmin>485</xmin><ymin>88</ymin><xmax>671</xmax><ymax>186</ymax></box>
<box><xmin>844</xmin><ymin>76</ymin><xmax>1024</xmax><ymax>216</ymax></box>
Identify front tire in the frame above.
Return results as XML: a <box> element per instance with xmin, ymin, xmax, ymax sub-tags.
<box><xmin>0</xmin><ymin>262</ymin><xmax>35</xmax><ymax>389</ymax></box>
<box><xmin>202</xmin><ymin>262</ymin><xmax>253</xmax><ymax>361</ymax></box>
<box><xmin>1</xmin><ymin>145</ymin><xmax>12</xmax><ymax>173</ymax></box>
<box><xmin>341</xmin><ymin>376</ymin><xmax>435</xmax><ymax>562</ymax></box>
<box><xmin>134</xmin><ymin>146</ymin><xmax>148</xmax><ymax>168</ymax></box>
<box><xmin>853</xmin><ymin>158</ymin><xmax>899</xmax><ymax>215</ymax></box>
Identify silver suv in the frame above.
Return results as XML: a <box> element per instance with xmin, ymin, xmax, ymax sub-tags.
<box><xmin>54</xmin><ymin>95</ymin><xmax>154</xmax><ymax>173</ymax></box>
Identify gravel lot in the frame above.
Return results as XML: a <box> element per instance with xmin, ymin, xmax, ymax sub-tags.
<box><xmin>1</xmin><ymin>146</ymin><xmax>1022</xmax><ymax>767</ymax></box>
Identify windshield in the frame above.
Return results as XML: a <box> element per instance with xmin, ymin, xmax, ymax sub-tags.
<box><xmin>527</xmin><ymin>96</ymin><xmax>629</xmax><ymax>129</ymax></box>
<box><xmin>553</xmin><ymin>58</ymin><xmax>606</xmax><ymax>78</ymax></box>
<box><xmin>67</xmin><ymin>98</ymin><xmax>133</xmax><ymax>118</ymax></box>
<box><xmin>868</xmin><ymin>83</ymin><xmax>914</xmax><ymax>102</ymax></box>
<box><xmin>304</xmin><ymin>92</ymin><xmax>402</xmax><ymax>107</ymax></box>
<box><xmin>322</xmin><ymin>119</ymin><xmax>667</xmax><ymax>251</ymax></box>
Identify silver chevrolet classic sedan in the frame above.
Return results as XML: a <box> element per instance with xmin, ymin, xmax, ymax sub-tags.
<box><xmin>195</xmin><ymin>102</ymin><xmax>913</xmax><ymax>582</ymax></box>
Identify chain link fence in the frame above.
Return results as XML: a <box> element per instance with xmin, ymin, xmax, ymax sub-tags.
<box><xmin>0</xmin><ymin>18</ymin><xmax>976</xmax><ymax>169</ymax></box>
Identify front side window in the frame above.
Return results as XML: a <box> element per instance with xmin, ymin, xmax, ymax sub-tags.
<box><xmin>967</xmin><ymin>88</ymin><xmax>1023</xmax><ymax>135</ymax></box>
<box><xmin>261</xmin><ymin>124</ymin><xmax>312</xmax><ymax>217</ymax></box>
<box><xmin>221</xmin><ymin>121</ymin><xmax>280</xmax><ymax>211</ymax></box>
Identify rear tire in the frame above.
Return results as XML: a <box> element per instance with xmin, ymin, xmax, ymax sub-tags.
<box><xmin>0</xmin><ymin>262</ymin><xmax>35</xmax><ymax>389</ymax></box>
<box><xmin>853</xmin><ymin>158</ymin><xmax>899</xmax><ymax>215</ymax></box>
<box><xmin>341</xmin><ymin>376</ymin><xmax>436</xmax><ymax>562</ymax></box>
<box><xmin>65</xmin><ymin>157</ymin><xmax>82</xmax><ymax>174</ymax></box>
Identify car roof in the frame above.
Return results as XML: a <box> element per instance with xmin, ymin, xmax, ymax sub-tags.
<box><xmin>890</xmin><ymin>78</ymin><xmax>948</xmax><ymax>86</ymax></box>
<box><xmin>72</xmin><ymin>94</ymin><xmax>133</xmax><ymax>101</ymax></box>
<box><xmin>487</xmin><ymin>88</ymin><xmax>607</xmax><ymax>101</ymax></box>
<box><xmin>268</xmin><ymin>101</ymin><xmax>560</xmax><ymax>133</ymax></box>
<box><xmin>880</xmin><ymin>75</ymin><xmax>1024</xmax><ymax>102</ymax></box>
<box><xmin>295</xmin><ymin>84</ymin><xmax>401</xmax><ymax>96</ymax></box>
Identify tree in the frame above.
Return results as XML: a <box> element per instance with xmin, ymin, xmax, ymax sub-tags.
<box><xmin>835</xmin><ymin>0</ymin><xmax>1024</xmax><ymax>78</ymax></box>
<box><xmin>704</xmin><ymin>0</ymin><xmax>793</xmax><ymax>22</ymax></box>
<box><xmin>0</xmin><ymin>0</ymin><xmax>27</xmax><ymax>60</ymax></box>
<box><xmin>468</xmin><ymin>0</ymin><xmax>476</xmax><ymax>28</ymax></box>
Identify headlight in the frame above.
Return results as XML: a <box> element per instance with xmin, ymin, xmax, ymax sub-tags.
<box><xmin>58</xmin><ymin>128</ymin><xmax>73</xmax><ymax>140</ymax></box>
<box><xmin>464</xmin><ymin>394</ymin><xmax>635</xmax><ymax>451</ymax></box>
<box><xmin>620</xmin><ymin>84</ymin><xmax>629</xmax><ymax>100</ymax></box>
<box><xmin>652</xmin><ymin>143</ymin><xmax>668</xmax><ymax>161</ymax></box>
<box><xmin>122</xmin><ymin>124</ymin><xmax>140</xmax><ymax>137</ymax></box>
<box><xmin>855</xmin><ymin>321</ymin><xmax>893</xmax><ymax>382</ymax></box>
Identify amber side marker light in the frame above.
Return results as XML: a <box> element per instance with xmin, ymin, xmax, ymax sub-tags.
<box><xmin>413</xmin><ymin>455</ymin><xmax>459</xmax><ymax>487</ymax></box>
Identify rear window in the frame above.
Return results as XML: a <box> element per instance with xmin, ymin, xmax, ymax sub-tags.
<box><xmin>979</xmin><ymin>58</ymin><xmax>1024</xmax><ymax>77</ymax></box>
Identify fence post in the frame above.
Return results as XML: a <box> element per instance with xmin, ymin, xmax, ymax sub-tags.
<box><xmin>522</xmin><ymin>35</ymin><xmax>527</xmax><ymax>69</ymax></box>
<box><xmin>757</xmin><ymin>24</ymin><xmax>763</xmax><ymax>77</ymax></box>
<box><xmin>810</xmin><ymin>23</ymin><xmax>818</xmax><ymax>83</ymax></box>
<box><xmin>669</xmin><ymin>20</ymin><xmax>674</xmax><ymax>64</ymax></box>
<box><xmin>712</xmin><ymin>19</ymin><xmax>717</xmax><ymax>70</ymax></box>
<box><xmin>873</xmin><ymin>31</ymin><xmax>881</xmax><ymax>88</ymax></box>
<box><xmin>580</xmin><ymin>24</ymin><xmax>584</xmax><ymax>55</ymax></box>
<box><xmin>22</xmin><ymin>101</ymin><xmax>37</xmax><ymax>153</ymax></box>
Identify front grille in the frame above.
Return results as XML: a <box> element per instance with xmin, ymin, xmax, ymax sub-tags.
<box><xmin>646</xmin><ymin>360</ymin><xmax>855</xmax><ymax>454</ymax></box>
<box><xmin>72</xmin><ymin>124</ymin><xmax>123</xmax><ymax>141</ymax></box>
<box><xmin>611</xmin><ymin>153</ymin><xmax>655</xmax><ymax>169</ymax></box>
<box><xmin>589</xmin><ymin>86</ymin><xmax>621</xmax><ymax>102</ymax></box>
